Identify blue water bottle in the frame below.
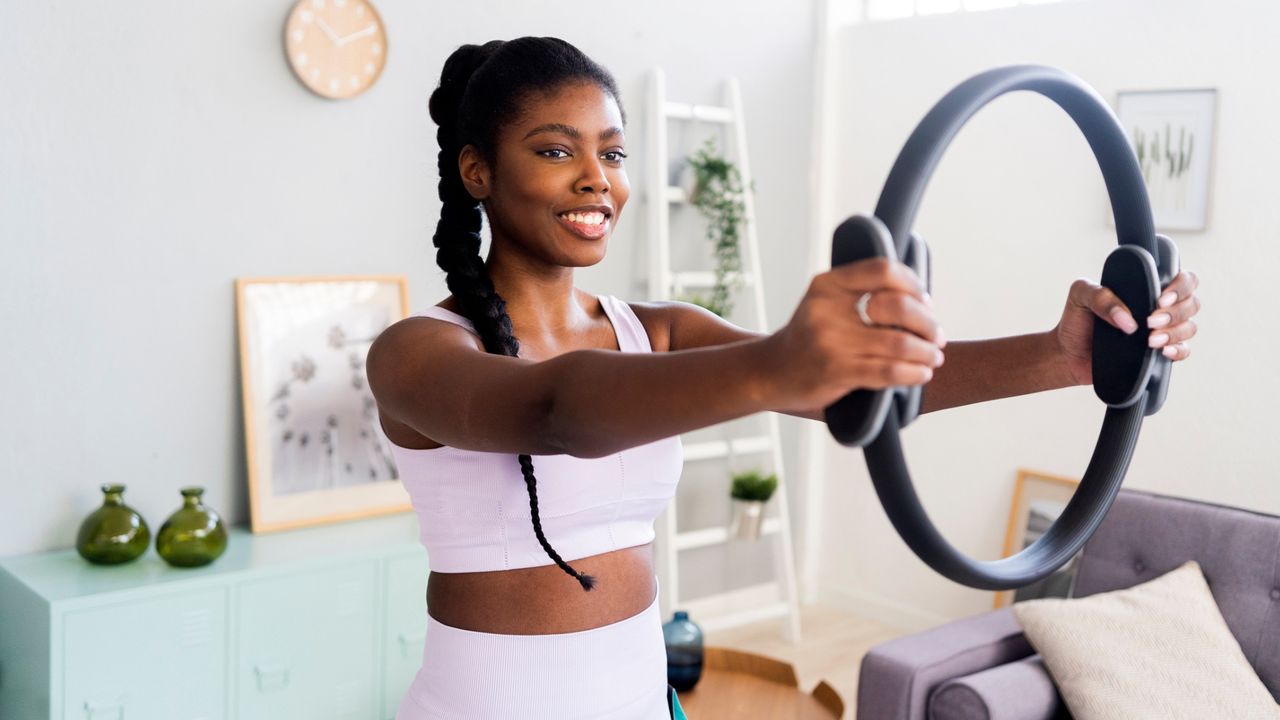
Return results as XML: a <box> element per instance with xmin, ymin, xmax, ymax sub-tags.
<box><xmin>663</xmin><ymin>610</ymin><xmax>704</xmax><ymax>692</ymax></box>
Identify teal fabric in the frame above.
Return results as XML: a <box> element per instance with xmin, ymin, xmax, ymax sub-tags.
<box><xmin>667</xmin><ymin>685</ymin><xmax>688</xmax><ymax>719</ymax></box>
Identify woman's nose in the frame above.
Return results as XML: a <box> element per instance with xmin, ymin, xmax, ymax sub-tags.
<box><xmin>574</xmin><ymin>157</ymin><xmax>610</xmax><ymax>194</ymax></box>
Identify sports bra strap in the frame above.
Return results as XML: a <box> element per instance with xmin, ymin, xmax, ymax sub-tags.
<box><xmin>414</xmin><ymin>295</ymin><xmax>652</xmax><ymax>353</ymax></box>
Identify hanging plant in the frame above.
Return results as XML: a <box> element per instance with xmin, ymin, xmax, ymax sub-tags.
<box><xmin>678</xmin><ymin>137</ymin><xmax>754</xmax><ymax>318</ymax></box>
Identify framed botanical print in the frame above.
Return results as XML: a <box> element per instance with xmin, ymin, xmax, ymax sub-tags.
<box><xmin>1114</xmin><ymin>88</ymin><xmax>1218</xmax><ymax>232</ymax></box>
<box><xmin>992</xmin><ymin>468</ymin><xmax>1083</xmax><ymax>610</ymax></box>
<box><xmin>236</xmin><ymin>275</ymin><xmax>410</xmax><ymax>532</ymax></box>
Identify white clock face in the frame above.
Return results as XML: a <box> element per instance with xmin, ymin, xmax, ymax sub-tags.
<box><xmin>284</xmin><ymin>0</ymin><xmax>387</xmax><ymax>100</ymax></box>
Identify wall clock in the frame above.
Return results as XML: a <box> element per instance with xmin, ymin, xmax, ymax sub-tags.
<box><xmin>284</xmin><ymin>0</ymin><xmax>387</xmax><ymax>100</ymax></box>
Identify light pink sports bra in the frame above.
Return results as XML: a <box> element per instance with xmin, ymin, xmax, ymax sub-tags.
<box><xmin>386</xmin><ymin>294</ymin><xmax>684</xmax><ymax>573</ymax></box>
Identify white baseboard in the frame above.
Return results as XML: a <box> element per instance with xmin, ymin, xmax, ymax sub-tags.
<box><xmin>679</xmin><ymin>581</ymin><xmax>781</xmax><ymax>619</ymax></box>
<box><xmin>816</xmin><ymin>584</ymin><xmax>951</xmax><ymax>633</ymax></box>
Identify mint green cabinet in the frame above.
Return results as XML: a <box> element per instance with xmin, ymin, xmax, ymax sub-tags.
<box><xmin>63</xmin><ymin>586</ymin><xmax>227</xmax><ymax>720</ymax></box>
<box><xmin>236</xmin><ymin>562</ymin><xmax>379</xmax><ymax>719</ymax></box>
<box><xmin>381</xmin><ymin>552</ymin><xmax>430</xmax><ymax>719</ymax></box>
<box><xmin>0</xmin><ymin>513</ymin><xmax>428</xmax><ymax>720</ymax></box>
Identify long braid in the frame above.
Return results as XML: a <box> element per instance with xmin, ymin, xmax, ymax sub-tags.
<box><xmin>427</xmin><ymin>38</ymin><xmax>623</xmax><ymax>592</ymax></box>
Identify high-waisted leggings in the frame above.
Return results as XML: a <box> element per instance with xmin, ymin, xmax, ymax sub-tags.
<box><xmin>396</xmin><ymin>576</ymin><xmax>681</xmax><ymax>719</ymax></box>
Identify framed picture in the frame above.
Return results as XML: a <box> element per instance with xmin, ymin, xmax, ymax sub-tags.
<box><xmin>236</xmin><ymin>275</ymin><xmax>411</xmax><ymax>532</ymax></box>
<box><xmin>1114</xmin><ymin>88</ymin><xmax>1218</xmax><ymax>232</ymax></box>
<box><xmin>992</xmin><ymin>468</ymin><xmax>1083</xmax><ymax>609</ymax></box>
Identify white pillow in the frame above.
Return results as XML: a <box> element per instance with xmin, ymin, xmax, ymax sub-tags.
<box><xmin>1012</xmin><ymin>560</ymin><xmax>1279</xmax><ymax>720</ymax></box>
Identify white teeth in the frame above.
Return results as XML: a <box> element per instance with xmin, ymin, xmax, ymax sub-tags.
<box><xmin>560</xmin><ymin>211</ymin><xmax>606</xmax><ymax>226</ymax></box>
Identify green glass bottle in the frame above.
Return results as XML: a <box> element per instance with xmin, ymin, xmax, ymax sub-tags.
<box><xmin>156</xmin><ymin>487</ymin><xmax>228</xmax><ymax>568</ymax></box>
<box><xmin>76</xmin><ymin>484</ymin><xmax>151</xmax><ymax>565</ymax></box>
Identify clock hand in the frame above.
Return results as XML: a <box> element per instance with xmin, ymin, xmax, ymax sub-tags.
<box><xmin>314</xmin><ymin>17</ymin><xmax>341</xmax><ymax>45</ymax></box>
<box><xmin>336</xmin><ymin>24</ymin><xmax>378</xmax><ymax>47</ymax></box>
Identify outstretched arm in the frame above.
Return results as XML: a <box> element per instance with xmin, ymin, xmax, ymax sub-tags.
<box><xmin>663</xmin><ymin>267</ymin><xmax>1200</xmax><ymax>420</ymax></box>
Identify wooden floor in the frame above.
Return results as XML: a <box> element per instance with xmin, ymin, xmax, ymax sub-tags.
<box><xmin>702</xmin><ymin>603</ymin><xmax>906</xmax><ymax>720</ymax></box>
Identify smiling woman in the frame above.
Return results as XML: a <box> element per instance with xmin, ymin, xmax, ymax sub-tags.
<box><xmin>364</xmin><ymin>37</ymin><xmax>678</xmax><ymax>719</ymax></box>
<box><xmin>362</xmin><ymin>33</ymin><xmax>1203</xmax><ymax>720</ymax></box>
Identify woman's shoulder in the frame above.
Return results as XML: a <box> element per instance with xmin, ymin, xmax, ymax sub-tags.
<box><xmin>617</xmin><ymin>297</ymin><xmax>673</xmax><ymax>353</ymax></box>
<box><xmin>371</xmin><ymin>305</ymin><xmax>484</xmax><ymax>369</ymax></box>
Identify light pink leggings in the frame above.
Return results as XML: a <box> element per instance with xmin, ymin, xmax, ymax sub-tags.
<box><xmin>396</xmin><ymin>578</ymin><xmax>669</xmax><ymax>719</ymax></box>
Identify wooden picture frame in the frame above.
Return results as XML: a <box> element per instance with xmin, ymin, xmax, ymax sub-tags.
<box><xmin>236</xmin><ymin>275</ymin><xmax>411</xmax><ymax>532</ymax></box>
<box><xmin>992</xmin><ymin>468</ymin><xmax>1083</xmax><ymax>609</ymax></box>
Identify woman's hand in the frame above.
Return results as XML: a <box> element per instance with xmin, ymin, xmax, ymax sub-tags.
<box><xmin>1052</xmin><ymin>270</ymin><xmax>1201</xmax><ymax>386</ymax></box>
<box><xmin>760</xmin><ymin>258</ymin><xmax>947</xmax><ymax>413</ymax></box>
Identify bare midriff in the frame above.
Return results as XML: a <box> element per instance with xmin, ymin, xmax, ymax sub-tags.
<box><xmin>425</xmin><ymin>543</ymin><xmax>657</xmax><ymax>634</ymax></box>
<box><xmin>406</xmin><ymin>294</ymin><xmax>665</xmax><ymax>635</ymax></box>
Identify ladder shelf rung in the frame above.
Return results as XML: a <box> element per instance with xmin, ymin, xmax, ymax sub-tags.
<box><xmin>675</xmin><ymin>517</ymin><xmax>781</xmax><ymax>551</ymax></box>
<box><xmin>682</xmin><ymin>435</ymin><xmax>772</xmax><ymax>462</ymax></box>
<box><xmin>671</xmin><ymin>271</ymin><xmax>753</xmax><ymax>289</ymax></box>
<box><xmin>663</xmin><ymin>101</ymin><xmax>735</xmax><ymax>124</ymax></box>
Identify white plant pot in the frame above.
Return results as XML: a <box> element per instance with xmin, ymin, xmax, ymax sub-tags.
<box><xmin>729</xmin><ymin>497</ymin><xmax>767</xmax><ymax>540</ymax></box>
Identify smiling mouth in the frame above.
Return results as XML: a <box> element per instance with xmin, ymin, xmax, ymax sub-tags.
<box><xmin>556</xmin><ymin>211</ymin><xmax>611</xmax><ymax>239</ymax></box>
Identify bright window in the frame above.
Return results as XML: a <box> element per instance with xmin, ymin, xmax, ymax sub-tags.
<box><xmin>858</xmin><ymin>0</ymin><xmax>1075</xmax><ymax>22</ymax></box>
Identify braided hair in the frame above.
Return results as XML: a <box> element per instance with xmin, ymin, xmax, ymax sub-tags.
<box><xmin>427</xmin><ymin>38</ymin><xmax>626</xmax><ymax>592</ymax></box>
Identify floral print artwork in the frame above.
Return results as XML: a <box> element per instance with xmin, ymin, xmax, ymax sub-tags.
<box><xmin>243</xmin><ymin>280</ymin><xmax>403</xmax><ymax>498</ymax></box>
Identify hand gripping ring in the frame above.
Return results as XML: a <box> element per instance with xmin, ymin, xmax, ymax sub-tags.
<box><xmin>823</xmin><ymin>65</ymin><xmax>1180</xmax><ymax>591</ymax></box>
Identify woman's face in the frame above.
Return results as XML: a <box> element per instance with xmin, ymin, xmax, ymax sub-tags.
<box><xmin>467</xmin><ymin>81</ymin><xmax>630</xmax><ymax>268</ymax></box>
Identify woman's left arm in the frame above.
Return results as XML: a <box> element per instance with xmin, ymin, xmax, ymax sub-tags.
<box><xmin>655</xmin><ymin>269</ymin><xmax>1200</xmax><ymax>420</ymax></box>
<box><xmin>919</xmin><ymin>269</ymin><xmax>1201</xmax><ymax>415</ymax></box>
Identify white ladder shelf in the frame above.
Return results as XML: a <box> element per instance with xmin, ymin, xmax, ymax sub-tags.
<box><xmin>646</xmin><ymin>67</ymin><xmax>802</xmax><ymax>643</ymax></box>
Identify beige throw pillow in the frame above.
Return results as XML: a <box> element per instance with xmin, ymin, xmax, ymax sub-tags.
<box><xmin>1012</xmin><ymin>560</ymin><xmax>1279</xmax><ymax>720</ymax></box>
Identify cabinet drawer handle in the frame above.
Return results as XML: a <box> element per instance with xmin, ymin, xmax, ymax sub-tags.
<box><xmin>397</xmin><ymin>630</ymin><xmax>427</xmax><ymax>658</ymax></box>
<box><xmin>253</xmin><ymin>663</ymin><xmax>292</xmax><ymax>692</ymax></box>
<box><xmin>398</xmin><ymin>631</ymin><xmax>427</xmax><ymax>646</ymax></box>
<box><xmin>83</xmin><ymin>700</ymin><xmax>124</xmax><ymax>720</ymax></box>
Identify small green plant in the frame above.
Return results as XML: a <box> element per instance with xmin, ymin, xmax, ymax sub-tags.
<box><xmin>730</xmin><ymin>469</ymin><xmax>777</xmax><ymax>503</ymax></box>
<box><xmin>678</xmin><ymin>137</ymin><xmax>755</xmax><ymax>319</ymax></box>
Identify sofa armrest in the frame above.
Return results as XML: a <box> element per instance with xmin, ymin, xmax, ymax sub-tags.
<box><xmin>857</xmin><ymin>608</ymin><xmax>1036</xmax><ymax>720</ymax></box>
<box><xmin>930</xmin><ymin>655</ymin><xmax>1068</xmax><ymax>720</ymax></box>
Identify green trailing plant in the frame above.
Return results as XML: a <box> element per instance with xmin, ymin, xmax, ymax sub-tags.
<box><xmin>678</xmin><ymin>137</ymin><xmax>755</xmax><ymax>318</ymax></box>
<box><xmin>730</xmin><ymin>469</ymin><xmax>777</xmax><ymax>503</ymax></box>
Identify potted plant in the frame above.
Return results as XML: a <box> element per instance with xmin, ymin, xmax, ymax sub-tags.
<box><xmin>728</xmin><ymin>469</ymin><xmax>778</xmax><ymax>540</ymax></box>
<box><xmin>676</xmin><ymin>137</ymin><xmax>753</xmax><ymax>319</ymax></box>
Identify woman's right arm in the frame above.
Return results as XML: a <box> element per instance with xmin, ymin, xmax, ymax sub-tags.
<box><xmin>549</xmin><ymin>258</ymin><xmax>943</xmax><ymax>457</ymax></box>
<box><xmin>367</xmin><ymin>258</ymin><xmax>943</xmax><ymax>460</ymax></box>
<box><xmin>365</xmin><ymin>318</ymin><xmax>777</xmax><ymax>459</ymax></box>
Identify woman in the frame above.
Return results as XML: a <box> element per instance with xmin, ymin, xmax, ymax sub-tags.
<box><xmin>367</xmin><ymin>36</ymin><xmax>1201</xmax><ymax>719</ymax></box>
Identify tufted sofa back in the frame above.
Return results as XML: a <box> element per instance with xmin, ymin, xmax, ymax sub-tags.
<box><xmin>1072</xmin><ymin>488</ymin><xmax>1280</xmax><ymax>701</ymax></box>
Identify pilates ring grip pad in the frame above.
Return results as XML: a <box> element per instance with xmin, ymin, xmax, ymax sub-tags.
<box><xmin>823</xmin><ymin>65</ymin><xmax>1180</xmax><ymax>591</ymax></box>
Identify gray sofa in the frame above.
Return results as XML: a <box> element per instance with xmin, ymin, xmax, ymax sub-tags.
<box><xmin>856</xmin><ymin>488</ymin><xmax>1280</xmax><ymax>719</ymax></box>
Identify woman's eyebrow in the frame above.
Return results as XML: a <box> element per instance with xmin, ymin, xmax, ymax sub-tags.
<box><xmin>522</xmin><ymin>123</ymin><xmax>624</xmax><ymax>141</ymax></box>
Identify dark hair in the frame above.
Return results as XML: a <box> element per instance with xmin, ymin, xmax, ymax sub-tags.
<box><xmin>427</xmin><ymin>38</ymin><xmax>625</xmax><ymax>592</ymax></box>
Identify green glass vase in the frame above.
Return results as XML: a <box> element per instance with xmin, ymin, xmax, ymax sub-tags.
<box><xmin>76</xmin><ymin>484</ymin><xmax>151</xmax><ymax>565</ymax></box>
<box><xmin>156</xmin><ymin>487</ymin><xmax>228</xmax><ymax>568</ymax></box>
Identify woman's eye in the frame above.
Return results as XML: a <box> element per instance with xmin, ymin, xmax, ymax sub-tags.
<box><xmin>604</xmin><ymin>151</ymin><xmax>628</xmax><ymax>163</ymax></box>
<box><xmin>538</xmin><ymin>149</ymin><xmax>570</xmax><ymax>159</ymax></box>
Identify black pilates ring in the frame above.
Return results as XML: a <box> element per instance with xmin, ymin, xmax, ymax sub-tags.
<box><xmin>823</xmin><ymin>65</ymin><xmax>1180</xmax><ymax>591</ymax></box>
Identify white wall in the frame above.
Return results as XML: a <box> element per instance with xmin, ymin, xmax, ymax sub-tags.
<box><xmin>815</xmin><ymin>0</ymin><xmax>1279</xmax><ymax>628</ymax></box>
<box><xmin>0</xmin><ymin>0</ymin><xmax>819</xmax><ymax>583</ymax></box>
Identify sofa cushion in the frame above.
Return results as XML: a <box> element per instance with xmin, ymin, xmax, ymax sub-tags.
<box><xmin>1013</xmin><ymin>560</ymin><xmax>1279</xmax><ymax>719</ymax></box>
<box><xmin>1072</xmin><ymin>489</ymin><xmax>1280</xmax><ymax>701</ymax></box>
<box><xmin>858</xmin><ymin>608</ymin><xmax>1036</xmax><ymax>720</ymax></box>
<box><xmin>928</xmin><ymin>655</ymin><xmax>1066</xmax><ymax>720</ymax></box>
